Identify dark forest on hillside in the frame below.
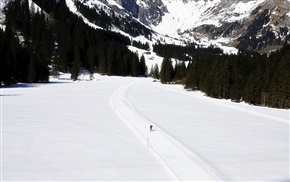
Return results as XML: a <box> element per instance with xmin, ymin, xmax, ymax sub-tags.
<box><xmin>155</xmin><ymin>44</ymin><xmax>290</xmax><ymax>108</ymax></box>
<box><xmin>0</xmin><ymin>0</ymin><xmax>147</xmax><ymax>84</ymax></box>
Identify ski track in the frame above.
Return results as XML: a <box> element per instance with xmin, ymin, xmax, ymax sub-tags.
<box><xmin>110</xmin><ymin>80</ymin><xmax>220</xmax><ymax>181</ymax></box>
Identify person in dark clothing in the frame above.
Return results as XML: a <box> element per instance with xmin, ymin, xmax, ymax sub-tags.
<box><xmin>150</xmin><ymin>125</ymin><xmax>153</xmax><ymax>132</ymax></box>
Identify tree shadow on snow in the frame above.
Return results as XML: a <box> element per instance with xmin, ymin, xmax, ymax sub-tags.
<box><xmin>0</xmin><ymin>83</ymin><xmax>38</xmax><ymax>89</ymax></box>
<box><xmin>0</xmin><ymin>94</ymin><xmax>21</xmax><ymax>97</ymax></box>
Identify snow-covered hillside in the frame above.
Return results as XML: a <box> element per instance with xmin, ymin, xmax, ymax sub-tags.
<box><xmin>152</xmin><ymin>0</ymin><xmax>266</xmax><ymax>48</ymax></box>
<box><xmin>63</xmin><ymin>0</ymin><xmax>290</xmax><ymax>52</ymax></box>
<box><xmin>154</xmin><ymin>0</ymin><xmax>265</xmax><ymax>37</ymax></box>
<box><xmin>149</xmin><ymin>0</ymin><xmax>290</xmax><ymax>51</ymax></box>
<box><xmin>2</xmin><ymin>74</ymin><xmax>289</xmax><ymax>180</ymax></box>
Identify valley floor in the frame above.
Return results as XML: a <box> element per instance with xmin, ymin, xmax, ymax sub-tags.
<box><xmin>1</xmin><ymin>74</ymin><xmax>289</xmax><ymax>181</ymax></box>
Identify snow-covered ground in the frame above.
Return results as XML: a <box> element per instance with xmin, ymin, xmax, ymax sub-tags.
<box><xmin>1</xmin><ymin>74</ymin><xmax>289</xmax><ymax>181</ymax></box>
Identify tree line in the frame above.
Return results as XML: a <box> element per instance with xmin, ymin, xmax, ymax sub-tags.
<box><xmin>153</xmin><ymin>43</ymin><xmax>223</xmax><ymax>61</ymax></box>
<box><xmin>0</xmin><ymin>0</ymin><xmax>147</xmax><ymax>85</ymax></box>
<box><xmin>157</xmin><ymin>44</ymin><xmax>290</xmax><ymax>109</ymax></box>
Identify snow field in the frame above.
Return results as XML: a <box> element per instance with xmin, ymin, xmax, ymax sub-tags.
<box><xmin>126</xmin><ymin>79</ymin><xmax>289</xmax><ymax>181</ymax></box>
<box><xmin>110</xmin><ymin>80</ymin><xmax>218</xmax><ymax>180</ymax></box>
<box><xmin>1</xmin><ymin>75</ymin><xmax>173</xmax><ymax>180</ymax></box>
<box><xmin>1</xmin><ymin>74</ymin><xmax>289</xmax><ymax>181</ymax></box>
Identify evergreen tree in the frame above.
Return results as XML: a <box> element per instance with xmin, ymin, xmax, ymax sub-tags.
<box><xmin>71</xmin><ymin>46</ymin><xmax>81</xmax><ymax>80</ymax></box>
<box><xmin>173</xmin><ymin>61</ymin><xmax>186</xmax><ymax>83</ymax></box>
<box><xmin>139</xmin><ymin>55</ymin><xmax>147</xmax><ymax>76</ymax></box>
<box><xmin>269</xmin><ymin>52</ymin><xmax>290</xmax><ymax>108</ymax></box>
<box><xmin>149</xmin><ymin>64</ymin><xmax>160</xmax><ymax>79</ymax></box>
<box><xmin>87</xmin><ymin>45</ymin><xmax>96</xmax><ymax>76</ymax></box>
<box><xmin>98</xmin><ymin>47</ymin><xmax>107</xmax><ymax>74</ymax></box>
<box><xmin>153</xmin><ymin>64</ymin><xmax>159</xmax><ymax>79</ymax></box>
<box><xmin>0</xmin><ymin>29</ymin><xmax>6</xmax><ymax>85</ymax></box>
<box><xmin>185</xmin><ymin>62</ymin><xmax>195</xmax><ymax>89</ymax></box>
<box><xmin>130</xmin><ymin>54</ymin><xmax>139</xmax><ymax>77</ymax></box>
<box><xmin>160</xmin><ymin>57</ymin><xmax>173</xmax><ymax>83</ymax></box>
<box><xmin>244</xmin><ymin>66</ymin><xmax>264</xmax><ymax>105</ymax></box>
<box><xmin>28</xmin><ymin>53</ymin><xmax>37</xmax><ymax>83</ymax></box>
<box><xmin>106</xmin><ymin>42</ymin><xmax>116</xmax><ymax>76</ymax></box>
<box><xmin>23</xmin><ymin>0</ymin><xmax>31</xmax><ymax>37</ymax></box>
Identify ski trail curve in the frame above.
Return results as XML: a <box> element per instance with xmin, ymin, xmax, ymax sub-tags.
<box><xmin>110</xmin><ymin>80</ymin><xmax>220</xmax><ymax>181</ymax></box>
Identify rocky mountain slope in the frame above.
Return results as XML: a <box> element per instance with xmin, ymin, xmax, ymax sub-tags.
<box><xmin>150</xmin><ymin>0</ymin><xmax>290</xmax><ymax>51</ymax></box>
<box><xmin>75</xmin><ymin>0</ymin><xmax>290</xmax><ymax>52</ymax></box>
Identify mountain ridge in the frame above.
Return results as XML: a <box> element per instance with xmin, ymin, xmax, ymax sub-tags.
<box><xmin>1</xmin><ymin>0</ymin><xmax>288</xmax><ymax>52</ymax></box>
<box><xmin>75</xmin><ymin>0</ymin><xmax>290</xmax><ymax>52</ymax></box>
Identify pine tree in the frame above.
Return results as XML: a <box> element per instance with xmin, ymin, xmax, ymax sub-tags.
<box><xmin>160</xmin><ymin>57</ymin><xmax>173</xmax><ymax>83</ymax></box>
<box><xmin>269</xmin><ymin>52</ymin><xmax>290</xmax><ymax>108</ymax></box>
<box><xmin>130</xmin><ymin>53</ymin><xmax>139</xmax><ymax>77</ymax></box>
<box><xmin>173</xmin><ymin>61</ymin><xmax>186</xmax><ymax>83</ymax></box>
<box><xmin>23</xmin><ymin>0</ymin><xmax>31</xmax><ymax>37</ymax></box>
<box><xmin>98</xmin><ymin>47</ymin><xmax>107</xmax><ymax>74</ymax></box>
<box><xmin>185</xmin><ymin>61</ymin><xmax>195</xmax><ymax>89</ymax></box>
<box><xmin>244</xmin><ymin>65</ymin><xmax>264</xmax><ymax>105</ymax></box>
<box><xmin>153</xmin><ymin>64</ymin><xmax>159</xmax><ymax>79</ymax></box>
<box><xmin>87</xmin><ymin>45</ymin><xmax>96</xmax><ymax>76</ymax></box>
<box><xmin>71</xmin><ymin>46</ymin><xmax>81</xmax><ymax>81</ymax></box>
<box><xmin>139</xmin><ymin>55</ymin><xmax>147</xmax><ymax>76</ymax></box>
<box><xmin>28</xmin><ymin>51</ymin><xmax>37</xmax><ymax>83</ymax></box>
<box><xmin>0</xmin><ymin>29</ymin><xmax>6</xmax><ymax>85</ymax></box>
<box><xmin>106</xmin><ymin>42</ymin><xmax>116</xmax><ymax>75</ymax></box>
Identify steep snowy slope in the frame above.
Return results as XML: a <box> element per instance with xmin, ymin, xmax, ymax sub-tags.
<box><xmin>72</xmin><ymin>0</ymin><xmax>290</xmax><ymax>51</ymax></box>
<box><xmin>154</xmin><ymin>0</ymin><xmax>265</xmax><ymax>36</ymax></box>
<box><xmin>152</xmin><ymin>0</ymin><xmax>290</xmax><ymax>51</ymax></box>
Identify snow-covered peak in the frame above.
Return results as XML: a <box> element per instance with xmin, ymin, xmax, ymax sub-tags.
<box><xmin>154</xmin><ymin>0</ymin><xmax>266</xmax><ymax>36</ymax></box>
<box><xmin>63</xmin><ymin>0</ymin><xmax>290</xmax><ymax>52</ymax></box>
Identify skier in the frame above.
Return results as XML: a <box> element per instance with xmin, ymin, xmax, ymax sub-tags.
<box><xmin>150</xmin><ymin>125</ymin><xmax>153</xmax><ymax>132</ymax></box>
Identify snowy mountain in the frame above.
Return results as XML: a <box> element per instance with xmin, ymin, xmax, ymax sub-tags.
<box><xmin>136</xmin><ymin>0</ymin><xmax>290</xmax><ymax>51</ymax></box>
<box><xmin>1</xmin><ymin>0</ymin><xmax>289</xmax><ymax>52</ymax></box>
<box><xmin>67</xmin><ymin>0</ymin><xmax>290</xmax><ymax>52</ymax></box>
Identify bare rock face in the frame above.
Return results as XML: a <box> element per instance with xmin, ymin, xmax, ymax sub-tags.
<box><xmin>117</xmin><ymin>0</ymin><xmax>139</xmax><ymax>18</ymax></box>
<box><xmin>137</xmin><ymin>0</ymin><xmax>168</xmax><ymax>26</ymax></box>
<box><xmin>236</xmin><ymin>0</ymin><xmax>290</xmax><ymax>50</ymax></box>
<box><xmin>114</xmin><ymin>0</ymin><xmax>167</xmax><ymax>25</ymax></box>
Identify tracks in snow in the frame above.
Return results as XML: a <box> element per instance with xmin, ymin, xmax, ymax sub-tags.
<box><xmin>110</xmin><ymin>80</ymin><xmax>220</xmax><ymax>181</ymax></box>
